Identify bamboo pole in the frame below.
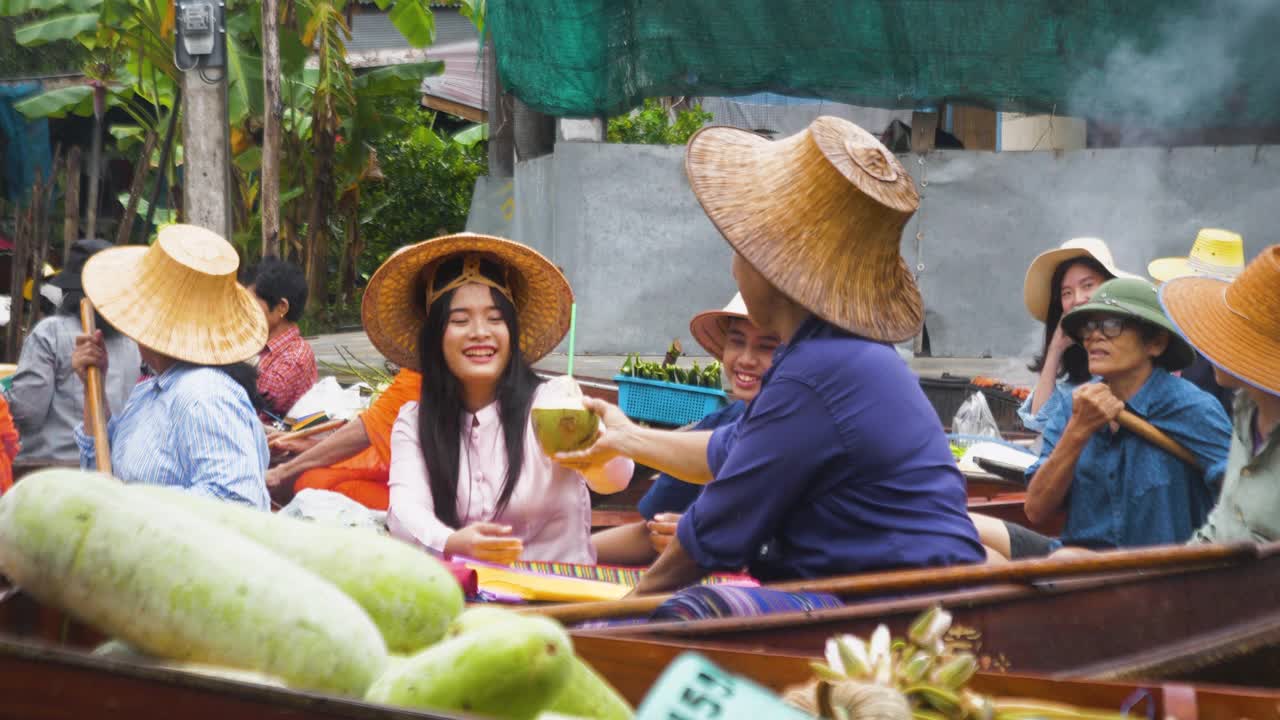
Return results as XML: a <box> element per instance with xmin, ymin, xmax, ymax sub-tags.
<box><xmin>79</xmin><ymin>299</ymin><xmax>111</xmax><ymax>475</ymax></box>
<box><xmin>1117</xmin><ymin>410</ymin><xmax>1198</xmax><ymax>468</ymax></box>
<box><xmin>521</xmin><ymin>542</ymin><xmax>1267</xmax><ymax>625</ymax></box>
<box><xmin>5</xmin><ymin>200</ymin><xmax>30</xmax><ymax>362</ymax></box>
<box><xmin>63</xmin><ymin>146</ymin><xmax>81</xmax><ymax>261</ymax></box>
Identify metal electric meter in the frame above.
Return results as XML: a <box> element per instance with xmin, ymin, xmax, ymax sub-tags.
<box><xmin>174</xmin><ymin>0</ymin><xmax>226</xmax><ymax>72</ymax></box>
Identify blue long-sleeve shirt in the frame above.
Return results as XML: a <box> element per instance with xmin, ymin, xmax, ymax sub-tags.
<box><xmin>676</xmin><ymin>316</ymin><xmax>985</xmax><ymax>581</ymax></box>
<box><xmin>637</xmin><ymin>400</ymin><xmax>746</xmax><ymax>520</ymax></box>
<box><xmin>1025</xmin><ymin>368</ymin><xmax>1231</xmax><ymax>549</ymax></box>
<box><xmin>76</xmin><ymin>364</ymin><xmax>270</xmax><ymax>509</ymax></box>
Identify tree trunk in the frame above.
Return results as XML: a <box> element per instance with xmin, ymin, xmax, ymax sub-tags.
<box><xmin>85</xmin><ymin>98</ymin><xmax>104</xmax><ymax>240</ymax></box>
<box><xmin>260</xmin><ymin>0</ymin><xmax>283</xmax><ymax>258</ymax></box>
<box><xmin>115</xmin><ymin>131</ymin><xmax>158</xmax><ymax>245</ymax></box>
<box><xmin>7</xmin><ymin>203</ymin><xmax>30</xmax><ymax>361</ymax></box>
<box><xmin>304</xmin><ymin>125</ymin><xmax>335</xmax><ymax>320</ymax></box>
<box><xmin>63</xmin><ymin>146</ymin><xmax>81</xmax><ymax>262</ymax></box>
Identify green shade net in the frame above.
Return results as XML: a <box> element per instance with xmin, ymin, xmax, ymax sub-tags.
<box><xmin>489</xmin><ymin>0</ymin><xmax>1280</xmax><ymax>127</ymax></box>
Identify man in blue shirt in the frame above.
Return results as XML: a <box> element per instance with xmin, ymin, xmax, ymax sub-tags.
<box><xmin>560</xmin><ymin>117</ymin><xmax>985</xmax><ymax>590</ymax></box>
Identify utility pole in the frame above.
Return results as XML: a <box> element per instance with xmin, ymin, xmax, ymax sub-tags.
<box><xmin>176</xmin><ymin>0</ymin><xmax>231</xmax><ymax>239</ymax></box>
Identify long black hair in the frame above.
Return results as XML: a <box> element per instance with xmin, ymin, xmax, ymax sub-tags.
<box><xmin>1027</xmin><ymin>256</ymin><xmax>1112</xmax><ymax>385</ymax></box>
<box><xmin>416</xmin><ymin>282</ymin><xmax>543</xmax><ymax>528</ymax></box>
<box><xmin>57</xmin><ymin>290</ymin><xmax>120</xmax><ymax>339</ymax></box>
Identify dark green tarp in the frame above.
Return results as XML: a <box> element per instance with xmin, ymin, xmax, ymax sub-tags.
<box><xmin>489</xmin><ymin>0</ymin><xmax>1280</xmax><ymax>127</ymax></box>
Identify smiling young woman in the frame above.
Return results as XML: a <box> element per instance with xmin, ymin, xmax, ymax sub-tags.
<box><xmin>360</xmin><ymin>234</ymin><xmax>633</xmax><ymax>565</ymax></box>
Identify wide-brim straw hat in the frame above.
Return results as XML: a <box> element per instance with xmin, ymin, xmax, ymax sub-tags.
<box><xmin>81</xmin><ymin>224</ymin><xmax>267</xmax><ymax>365</ymax></box>
<box><xmin>689</xmin><ymin>293</ymin><xmax>750</xmax><ymax>360</ymax></box>
<box><xmin>1024</xmin><ymin>237</ymin><xmax>1141</xmax><ymax>323</ymax></box>
<box><xmin>1148</xmin><ymin>228</ymin><xmax>1246</xmax><ymax>284</ymax></box>
<box><xmin>1160</xmin><ymin>245</ymin><xmax>1280</xmax><ymax>395</ymax></box>
<box><xmin>1061</xmin><ymin>277</ymin><xmax>1195</xmax><ymax>371</ymax></box>
<box><xmin>685</xmin><ymin>116</ymin><xmax>923</xmax><ymax>343</ymax></box>
<box><xmin>362</xmin><ymin>232</ymin><xmax>573</xmax><ymax>370</ymax></box>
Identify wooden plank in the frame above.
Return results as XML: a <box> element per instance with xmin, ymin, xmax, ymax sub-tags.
<box><xmin>911</xmin><ymin>110</ymin><xmax>939</xmax><ymax>152</ymax></box>
<box><xmin>62</xmin><ymin>146</ymin><xmax>81</xmax><ymax>262</ymax></box>
<box><xmin>949</xmin><ymin>105</ymin><xmax>998</xmax><ymax>150</ymax></box>
<box><xmin>420</xmin><ymin>94</ymin><xmax>486</xmax><ymax>123</ymax></box>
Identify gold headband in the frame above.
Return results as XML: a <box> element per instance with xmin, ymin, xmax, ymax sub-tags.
<box><xmin>425</xmin><ymin>253</ymin><xmax>514</xmax><ymax>308</ymax></box>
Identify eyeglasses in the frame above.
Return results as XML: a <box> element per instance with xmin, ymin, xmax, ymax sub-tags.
<box><xmin>1072</xmin><ymin>317</ymin><xmax>1129</xmax><ymax>341</ymax></box>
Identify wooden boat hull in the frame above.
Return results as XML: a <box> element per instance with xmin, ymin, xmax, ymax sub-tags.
<box><xmin>2</xmin><ymin>605</ymin><xmax>1279</xmax><ymax>720</ymax></box>
<box><xmin>573</xmin><ymin>551</ymin><xmax>1280</xmax><ymax>688</ymax></box>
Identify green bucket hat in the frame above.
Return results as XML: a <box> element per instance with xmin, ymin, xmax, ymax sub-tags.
<box><xmin>1061</xmin><ymin>277</ymin><xmax>1195</xmax><ymax>371</ymax></box>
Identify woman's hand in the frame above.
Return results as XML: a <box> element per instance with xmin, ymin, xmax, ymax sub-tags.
<box><xmin>1069</xmin><ymin>383</ymin><xmax>1124</xmax><ymax>435</ymax></box>
<box><xmin>71</xmin><ymin>331</ymin><xmax>108</xmax><ymax>383</ymax></box>
<box><xmin>445</xmin><ymin>522</ymin><xmax>524</xmax><ymax>565</ymax></box>
<box><xmin>1049</xmin><ymin>323</ymin><xmax>1075</xmax><ymax>359</ymax></box>
<box><xmin>647</xmin><ymin>513</ymin><xmax>681</xmax><ymax>554</ymax></box>
<box><xmin>554</xmin><ymin>398</ymin><xmax>638</xmax><ymax>470</ymax></box>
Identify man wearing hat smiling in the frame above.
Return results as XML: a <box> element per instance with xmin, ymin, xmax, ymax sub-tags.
<box><xmin>560</xmin><ymin>117</ymin><xmax>985</xmax><ymax>589</ymax></box>
<box><xmin>1161</xmin><ymin>245</ymin><xmax>1280</xmax><ymax>543</ymax></box>
<box><xmin>70</xmin><ymin>225</ymin><xmax>271</xmax><ymax>508</ymax></box>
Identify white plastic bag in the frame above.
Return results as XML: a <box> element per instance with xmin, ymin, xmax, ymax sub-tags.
<box><xmin>952</xmin><ymin>391</ymin><xmax>1001</xmax><ymax>440</ymax></box>
<box><xmin>280</xmin><ymin>489</ymin><xmax>388</xmax><ymax>534</ymax></box>
<box><xmin>285</xmin><ymin>376</ymin><xmax>368</xmax><ymax>421</ymax></box>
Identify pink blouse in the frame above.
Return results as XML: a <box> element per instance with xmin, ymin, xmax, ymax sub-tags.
<box><xmin>387</xmin><ymin>385</ymin><xmax>633</xmax><ymax>564</ymax></box>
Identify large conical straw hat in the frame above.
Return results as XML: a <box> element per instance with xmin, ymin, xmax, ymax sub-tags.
<box><xmin>685</xmin><ymin>116</ymin><xmax>923</xmax><ymax>343</ymax></box>
<box><xmin>362</xmin><ymin>233</ymin><xmax>573</xmax><ymax>370</ymax></box>
<box><xmin>1160</xmin><ymin>245</ymin><xmax>1280</xmax><ymax>395</ymax></box>
<box><xmin>81</xmin><ymin>224</ymin><xmax>267</xmax><ymax>365</ymax></box>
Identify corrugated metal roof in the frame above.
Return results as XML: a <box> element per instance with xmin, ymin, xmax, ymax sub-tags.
<box><xmin>347</xmin><ymin>8</ymin><xmax>478</xmax><ymax>52</ymax></box>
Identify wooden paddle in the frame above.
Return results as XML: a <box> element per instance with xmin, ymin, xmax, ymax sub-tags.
<box><xmin>79</xmin><ymin>299</ymin><xmax>111</xmax><ymax>475</ymax></box>
<box><xmin>1117</xmin><ymin>409</ymin><xmax>1199</xmax><ymax>468</ymax></box>
<box><xmin>520</xmin><ymin>541</ymin><xmax>1268</xmax><ymax>625</ymax></box>
<box><xmin>266</xmin><ymin>418</ymin><xmax>346</xmax><ymax>450</ymax></box>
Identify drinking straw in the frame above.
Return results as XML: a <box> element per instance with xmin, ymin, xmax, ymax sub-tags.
<box><xmin>567</xmin><ymin>302</ymin><xmax>578</xmax><ymax>378</ymax></box>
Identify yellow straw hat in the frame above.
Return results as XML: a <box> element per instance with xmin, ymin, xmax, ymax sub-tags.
<box><xmin>1160</xmin><ymin>245</ymin><xmax>1280</xmax><ymax>395</ymax></box>
<box><xmin>689</xmin><ymin>293</ymin><xmax>751</xmax><ymax>361</ymax></box>
<box><xmin>685</xmin><ymin>116</ymin><xmax>923</xmax><ymax>343</ymax></box>
<box><xmin>81</xmin><ymin>224</ymin><xmax>267</xmax><ymax>365</ymax></box>
<box><xmin>1023</xmin><ymin>237</ymin><xmax>1140</xmax><ymax>323</ymax></box>
<box><xmin>1148</xmin><ymin>228</ymin><xmax>1246</xmax><ymax>284</ymax></box>
<box><xmin>361</xmin><ymin>233</ymin><xmax>573</xmax><ymax>370</ymax></box>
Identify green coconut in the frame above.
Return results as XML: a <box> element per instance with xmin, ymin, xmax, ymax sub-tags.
<box><xmin>532</xmin><ymin>376</ymin><xmax>600</xmax><ymax>455</ymax></box>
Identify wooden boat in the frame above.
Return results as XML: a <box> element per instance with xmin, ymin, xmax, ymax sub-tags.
<box><xmin>2</xmin><ymin>596</ymin><xmax>1279</xmax><ymax>720</ymax></box>
<box><xmin>537</xmin><ymin>542</ymin><xmax>1280</xmax><ymax>688</ymax></box>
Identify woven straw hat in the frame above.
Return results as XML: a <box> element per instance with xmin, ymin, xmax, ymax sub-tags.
<box><xmin>685</xmin><ymin>116</ymin><xmax>923</xmax><ymax>343</ymax></box>
<box><xmin>1148</xmin><ymin>228</ymin><xmax>1246</xmax><ymax>284</ymax></box>
<box><xmin>81</xmin><ymin>224</ymin><xmax>267</xmax><ymax>365</ymax></box>
<box><xmin>1160</xmin><ymin>245</ymin><xmax>1280</xmax><ymax>395</ymax></box>
<box><xmin>689</xmin><ymin>293</ymin><xmax>751</xmax><ymax>360</ymax></box>
<box><xmin>1023</xmin><ymin>237</ymin><xmax>1140</xmax><ymax>323</ymax></box>
<box><xmin>362</xmin><ymin>233</ymin><xmax>573</xmax><ymax>370</ymax></box>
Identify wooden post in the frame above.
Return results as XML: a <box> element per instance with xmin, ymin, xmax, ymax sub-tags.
<box><xmin>485</xmin><ymin>35</ymin><xmax>514</xmax><ymax>177</ymax></box>
<box><xmin>911</xmin><ymin>110</ymin><xmax>939</xmax><ymax>153</ymax></box>
<box><xmin>29</xmin><ymin>153</ymin><xmax>57</xmax><ymax>327</ymax></box>
<box><xmin>260</xmin><ymin>0</ymin><xmax>282</xmax><ymax>258</ymax></box>
<box><xmin>114</xmin><ymin>131</ymin><xmax>158</xmax><ymax>245</ymax></box>
<box><xmin>84</xmin><ymin>88</ymin><xmax>104</xmax><ymax>241</ymax></box>
<box><xmin>181</xmin><ymin>73</ymin><xmax>232</xmax><ymax>238</ymax></box>
<box><xmin>63</xmin><ymin>146</ymin><xmax>81</xmax><ymax>260</ymax></box>
<box><xmin>6</xmin><ymin>203</ymin><xmax>29</xmax><ymax>362</ymax></box>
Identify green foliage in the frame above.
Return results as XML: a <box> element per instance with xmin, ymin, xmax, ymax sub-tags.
<box><xmin>358</xmin><ymin>101</ymin><xmax>486</xmax><ymax>281</ymax></box>
<box><xmin>0</xmin><ymin>15</ymin><xmax>87</xmax><ymax>76</ymax></box>
<box><xmin>606</xmin><ymin>98</ymin><xmax>712</xmax><ymax>145</ymax></box>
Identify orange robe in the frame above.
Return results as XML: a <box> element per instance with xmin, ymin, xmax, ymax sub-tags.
<box><xmin>294</xmin><ymin>370</ymin><xmax>422</xmax><ymax>509</ymax></box>
<box><xmin>0</xmin><ymin>396</ymin><xmax>20</xmax><ymax>494</ymax></box>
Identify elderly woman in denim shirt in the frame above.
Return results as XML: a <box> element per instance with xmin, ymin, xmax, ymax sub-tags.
<box><xmin>976</xmin><ymin>278</ymin><xmax>1231</xmax><ymax>559</ymax></box>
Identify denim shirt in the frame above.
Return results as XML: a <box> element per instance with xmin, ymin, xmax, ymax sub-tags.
<box><xmin>676</xmin><ymin>315</ymin><xmax>984</xmax><ymax>581</ymax></box>
<box><xmin>1018</xmin><ymin>380</ymin><xmax>1084</xmax><ymax>433</ymax></box>
<box><xmin>1026</xmin><ymin>368</ymin><xmax>1231</xmax><ymax>549</ymax></box>
<box><xmin>636</xmin><ymin>400</ymin><xmax>745</xmax><ymax>520</ymax></box>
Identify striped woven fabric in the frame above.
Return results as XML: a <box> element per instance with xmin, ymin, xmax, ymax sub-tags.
<box><xmin>512</xmin><ymin>560</ymin><xmax>756</xmax><ymax>588</ymax></box>
<box><xmin>650</xmin><ymin>585</ymin><xmax>844</xmax><ymax>621</ymax></box>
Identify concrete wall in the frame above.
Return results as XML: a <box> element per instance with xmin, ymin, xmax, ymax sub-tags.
<box><xmin>468</xmin><ymin>143</ymin><xmax>1279</xmax><ymax>358</ymax></box>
